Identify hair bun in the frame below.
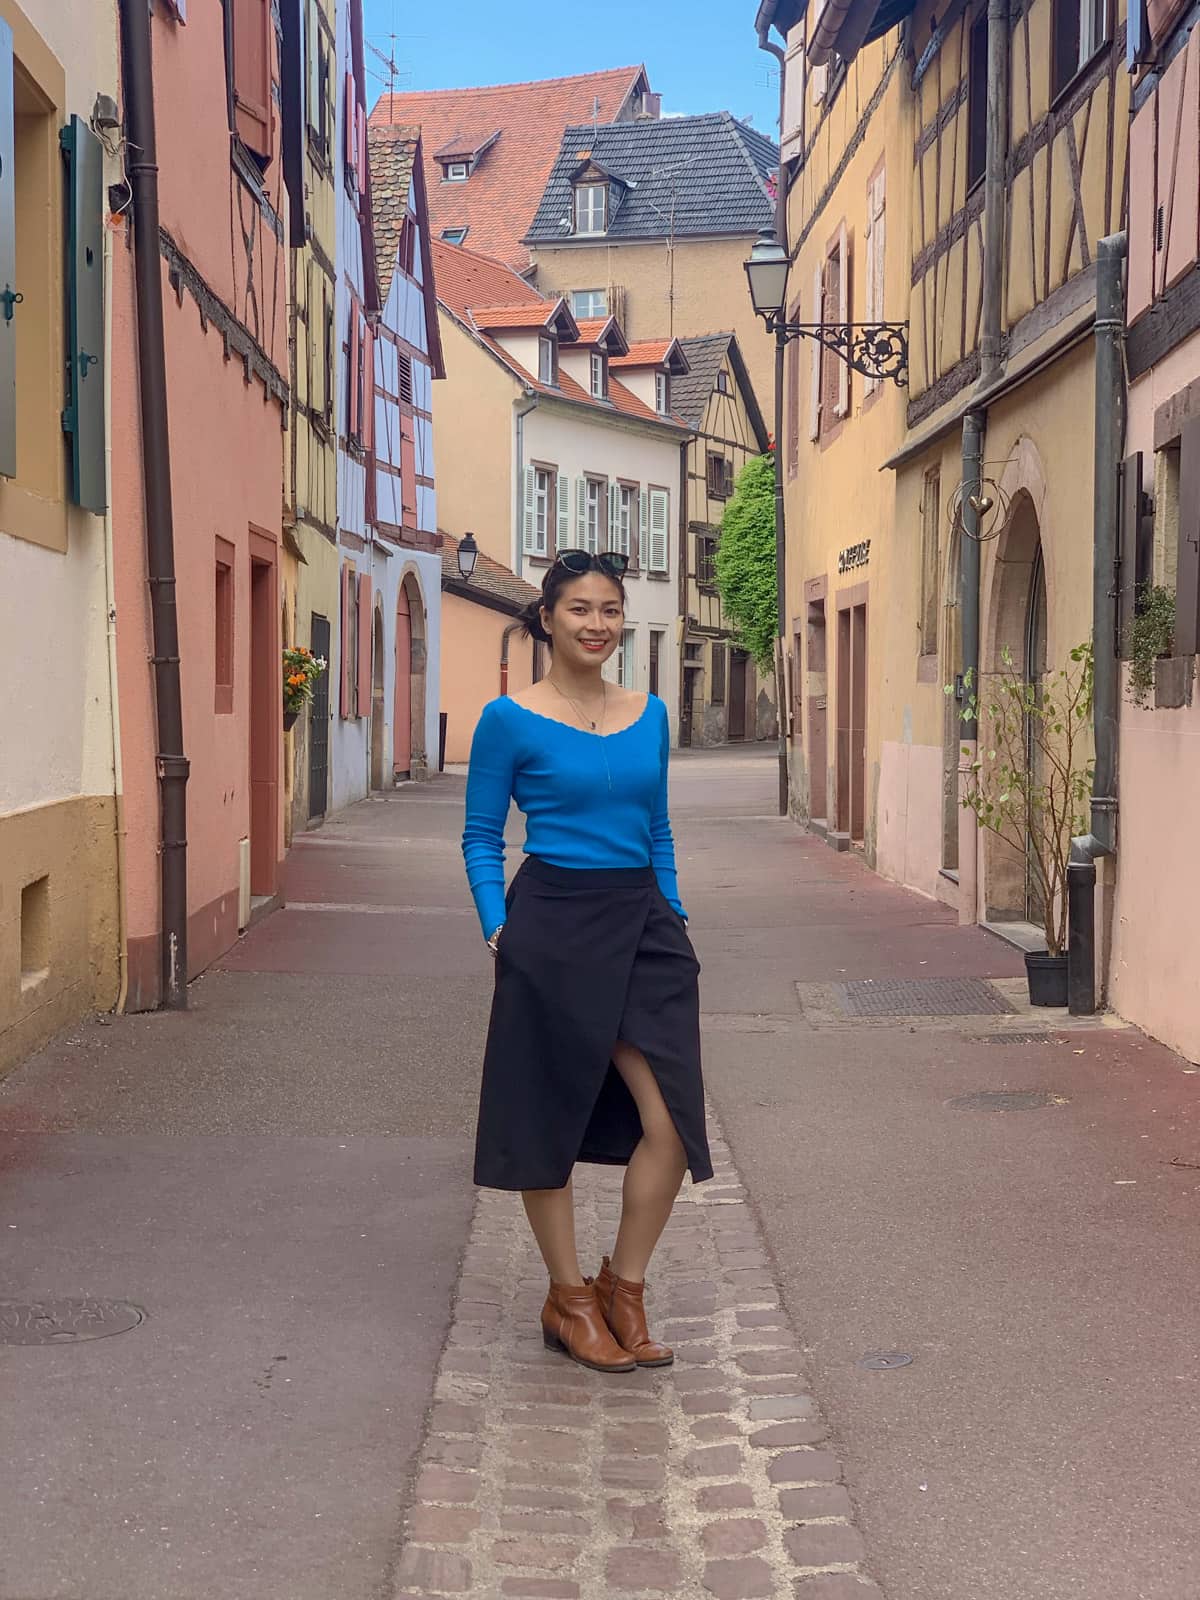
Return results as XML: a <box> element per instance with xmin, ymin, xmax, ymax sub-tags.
<box><xmin>519</xmin><ymin>598</ymin><xmax>550</xmax><ymax>643</ymax></box>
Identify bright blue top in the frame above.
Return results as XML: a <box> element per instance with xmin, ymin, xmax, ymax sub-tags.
<box><xmin>462</xmin><ymin>694</ymin><xmax>685</xmax><ymax>940</ymax></box>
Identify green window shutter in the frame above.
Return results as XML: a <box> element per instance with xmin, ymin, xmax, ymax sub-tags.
<box><xmin>0</xmin><ymin>20</ymin><xmax>16</xmax><ymax>481</ymax></box>
<box><xmin>576</xmin><ymin>475</ymin><xmax>586</xmax><ymax>545</ymax></box>
<box><xmin>522</xmin><ymin>465</ymin><xmax>536</xmax><ymax>552</ymax></box>
<box><xmin>639</xmin><ymin>490</ymin><xmax>648</xmax><ymax>566</ymax></box>
<box><xmin>61</xmin><ymin>116</ymin><xmax>106</xmax><ymax>512</ymax></box>
<box><xmin>556</xmin><ymin>471</ymin><xmax>569</xmax><ymax>552</ymax></box>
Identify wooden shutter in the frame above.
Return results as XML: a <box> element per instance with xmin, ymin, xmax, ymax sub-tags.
<box><xmin>400</xmin><ymin>419</ymin><xmax>416</xmax><ymax>526</ymax></box>
<box><xmin>522</xmin><ymin>465</ymin><xmax>536</xmax><ymax>553</ymax></box>
<box><xmin>781</xmin><ymin>33</ymin><xmax>806</xmax><ymax>160</ymax></box>
<box><xmin>865</xmin><ymin>171</ymin><xmax>885</xmax><ymax>398</ymax></box>
<box><xmin>556</xmin><ymin>471</ymin><xmax>570</xmax><ymax>554</ymax></box>
<box><xmin>786</xmin><ymin>297</ymin><xmax>801</xmax><ymax>479</ymax></box>
<box><xmin>361</xmin><ymin>322</ymin><xmax>374</xmax><ymax>451</ymax></box>
<box><xmin>576</xmin><ymin>475</ymin><xmax>587</xmax><ymax>545</ymax></box>
<box><xmin>340</xmin><ymin>563</ymin><xmax>353</xmax><ymax>715</ymax></box>
<box><xmin>344</xmin><ymin>73</ymin><xmax>356</xmax><ymax>172</ymax></box>
<box><xmin>639</xmin><ymin>490</ymin><xmax>649</xmax><ymax>567</ymax></box>
<box><xmin>809</xmin><ymin>266</ymin><xmax>822</xmax><ymax>440</ymax></box>
<box><xmin>649</xmin><ymin>489</ymin><xmax>669</xmax><ymax>572</ymax></box>
<box><xmin>1117</xmin><ymin>453</ymin><xmax>1147</xmax><ymax>658</ymax></box>
<box><xmin>356</xmin><ymin>573</ymin><xmax>372</xmax><ymax>719</ymax></box>
<box><xmin>348</xmin><ymin>301</ymin><xmax>360</xmax><ymax>439</ymax></box>
<box><xmin>62</xmin><ymin>116</ymin><xmax>106</xmax><ymax>512</ymax></box>
<box><xmin>0</xmin><ymin>18</ymin><xmax>15</xmax><ymax>480</ymax></box>
<box><xmin>233</xmin><ymin>0</ymin><xmax>273</xmax><ymax>160</ymax></box>
<box><xmin>1176</xmin><ymin>417</ymin><xmax>1200</xmax><ymax>656</ymax></box>
<box><xmin>835</xmin><ymin>221</ymin><xmax>850</xmax><ymax>417</ymax></box>
<box><xmin>356</xmin><ymin>104</ymin><xmax>368</xmax><ymax>197</ymax></box>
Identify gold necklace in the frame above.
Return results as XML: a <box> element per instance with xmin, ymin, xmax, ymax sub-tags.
<box><xmin>547</xmin><ymin>675</ymin><xmax>607</xmax><ymax>732</ymax></box>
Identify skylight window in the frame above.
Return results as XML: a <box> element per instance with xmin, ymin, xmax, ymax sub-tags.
<box><xmin>441</xmin><ymin>226</ymin><xmax>469</xmax><ymax>245</ymax></box>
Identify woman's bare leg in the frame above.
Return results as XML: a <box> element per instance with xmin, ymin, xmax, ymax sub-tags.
<box><xmin>522</xmin><ymin>1178</ymin><xmax>585</xmax><ymax>1285</ymax></box>
<box><xmin>608</xmin><ymin>1042</ymin><xmax>689</xmax><ymax>1283</ymax></box>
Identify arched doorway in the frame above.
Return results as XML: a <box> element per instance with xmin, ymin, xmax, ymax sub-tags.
<box><xmin>983</xmin><ymin>490</ymin><xmax>1045</xmax><ymax>923</ymax></box>
<box><xmin>393</xmin><ymin>570</ymin><xmax>429</xmax><ymax>780</ymax></box>
<box><xmin>370</xmin><ymin>605</ymin><xmax>385</xmax><ymax>791</ymax></box>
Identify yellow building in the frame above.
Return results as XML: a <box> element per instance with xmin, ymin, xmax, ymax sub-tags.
<box><xmin>280</xmin><ymin>0</ymin><xmax>340</xmax><ymax>834</ymax></box>
<box><xmin>766</xmin><ymin>0</ymin><xmax>1127</xmax><ymax>941</ymax></box>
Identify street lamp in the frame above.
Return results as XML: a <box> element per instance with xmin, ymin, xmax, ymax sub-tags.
<box><xmin>743</xmin><ymin>227</ymin><xmax>909</xmax><ymax>386</ymax></box>
<box><xmin>457</xmin><ymin>531</ymin><xmax>479</xmax><ymax>582</ymax></box>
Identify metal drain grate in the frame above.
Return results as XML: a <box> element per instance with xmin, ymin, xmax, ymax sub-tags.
<box><xmin>977</xmin><ymin>1032</ymin><xmax>1053</xmax><ymax>1045</ymax></box>
<box><xmin>835</xmin><ymin>977</ymin><xmax>1015</xmax><ymax>1018</ymax></box>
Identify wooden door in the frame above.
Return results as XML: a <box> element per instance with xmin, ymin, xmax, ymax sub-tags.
<box><xmin>728</xmin><ymin>651</ymin><xmax>748</xmax><ymax>740</ymax></box>
<box><xmin>249</xmin><ymin>550</ymin><xmax>279</xmax><ymax>896</ymax></box>
<box><xmin>308</xmin><ymin>613</ymin><xmax>330</xmax><ymax>819</ymax></box>
<box><xmin>393</xmin><ymin>585</ymin><xmax>412</xmax><ymax>778</ymax></box>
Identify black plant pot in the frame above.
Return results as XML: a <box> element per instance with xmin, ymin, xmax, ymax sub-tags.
<box><xmin>283</xmin><ymin>708</ymin><xmax>300</xmax><ymax>732</ymax></box>
<box><xmin>1025</xmin><ymin>949</ymin><xmax>1068</xmax><ymax>1007</ymax></box>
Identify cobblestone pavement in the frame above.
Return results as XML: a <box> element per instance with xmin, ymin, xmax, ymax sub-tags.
<box><xmin>391</xmin><ymin>1108</ymin><xmax>881</xmax><ymax>1600</ymax></box>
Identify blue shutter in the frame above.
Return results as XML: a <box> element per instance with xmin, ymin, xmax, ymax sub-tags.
<box><xmin>0</xmin><ymin>20</ymin><xmax>16</xmax><ymax>480</ymax></box>
<box><xmin>61</xmin><ymin>116</ymin><xmax>106</xmax><ymax>511</ymax></box>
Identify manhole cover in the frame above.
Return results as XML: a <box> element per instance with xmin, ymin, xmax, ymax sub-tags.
<box><xmin>859</xmin><ymin>1351</ymin><xmax>914</xmax><ymax>1370</ymax></box>
<box><xmin>948</xmin><ymin>1090</ymin><xmax>1056</xmax><ymax>1112</ymax></box>
<box><xmin>836</xmin><ymin>977</ymin><xmax>1015</xmax><ymax>1018</ymax></box>
<box><xmin>0</xmin><ymin>1298</ymin><xmax>145</xmax><ymax>1345</ymax></box>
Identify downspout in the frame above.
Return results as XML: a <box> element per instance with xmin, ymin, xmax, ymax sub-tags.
<box><xmin>119</xmin><ymin>0</ymin><xmax>190</xmax><ymax>1008</ymax></box>
<box><xmin>757</xmin><ymin>10</ymin><xmax>790</xmax><ymax>816</ymax></box>
<box><xmin>960</xmin><ymin>0</ymin><xmax>1009</xmax><ymax>923</ymax></box>
<box><xmin>1068</xmin><ymin>231</ymin><xmax>1126</xmax><ymax>1014</ymax></box>
<box><xmin>102</xmin><ymin>201</ymin><xmax>128</xmax><ymax>1013</ymax></box>
<box><xmin>514</xmin><ymin>391</ymin><xmax>538</xmax><ymax>581</ymax></box>
<box><xmin>500</xmin><ymin>621</ymin><xmax>522</xmax><ymax>697</ymax></box>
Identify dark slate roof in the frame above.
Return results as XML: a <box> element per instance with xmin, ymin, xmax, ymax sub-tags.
<box><xmin>524</xmin><ymin>113</ymin><xmax>778</xmax><ymax>245</ymax></box>
<box><xmin>674</xmin><ymin>332</ymin><xmax>770</xmax><ymax>449</ymax></box>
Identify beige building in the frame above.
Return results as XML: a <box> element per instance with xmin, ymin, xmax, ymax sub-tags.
<box><xmin>765</xmin><ymin>0</ymin><xmax>1128</xmax><ymax>943</ymax></box>
<box><xmin>525</xmin><ymin>113</ymin><xmax>780</xmax><ymax>407</ymax></box>
<box><xmin>0</xmin><ymin>0</ymin><xmax>121</xmax><ymax>1074</ymax></box>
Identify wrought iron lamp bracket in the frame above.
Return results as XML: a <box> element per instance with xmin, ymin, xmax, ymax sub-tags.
<box><xmin>763</xmin><ymin>311</ymin><xmax>909</xmax><ymax>387</ymax></box>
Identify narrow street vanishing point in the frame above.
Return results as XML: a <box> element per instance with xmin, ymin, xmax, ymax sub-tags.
<box><xmin>2</xmin><ymin>747</ymin><xmax>1198</xmax><ymax>1600</ymax></box>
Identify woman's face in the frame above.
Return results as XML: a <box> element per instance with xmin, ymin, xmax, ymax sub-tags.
<box><xmin>542</xmin><ymin>574</ymin><xmax>624</xmax><ymax>670</ymax></box>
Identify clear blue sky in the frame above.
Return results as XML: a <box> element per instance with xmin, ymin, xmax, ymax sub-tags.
<box><xmin>360</xmin><ymin>0</ymin><xmax>780</xmax><ymax>137</ymax></box>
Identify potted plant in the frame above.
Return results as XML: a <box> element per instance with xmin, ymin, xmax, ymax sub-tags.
<box><xmin>1126</xmin><ymin>583</ymin><xmax>1174</xmax><ymax>708</ymax></box>
<box><xmin>283</xmin><ymin>644</ymin><xmax>327</xmax><ymax>732</ymax></box>
<box><xmin>953</xmin><ymin>642</ymin><xmax>1094</xmax><ymax>1006</ymax></box>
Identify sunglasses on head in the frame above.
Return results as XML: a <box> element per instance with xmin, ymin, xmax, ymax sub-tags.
<box><xmin>553</xmin><ymin>549</ymin><xmax>630</xmax><ymax>578</ymax></box>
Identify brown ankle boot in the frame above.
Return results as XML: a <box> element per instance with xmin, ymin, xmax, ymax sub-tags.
<box><xmin>595</xmin><ymin>1256</ymin><xmax>674</xmax><ymax>1367</ymax></box>
<box><xmin>541</xmin><ymin>1278</ymin><xmax>637</xmax><ymax>1373</ymax></box>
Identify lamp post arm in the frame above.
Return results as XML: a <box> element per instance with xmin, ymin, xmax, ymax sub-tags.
<box><xmin>763</xmin><ymin>313</ymin><xmax>909</xmax><ymax>387</ymax></box>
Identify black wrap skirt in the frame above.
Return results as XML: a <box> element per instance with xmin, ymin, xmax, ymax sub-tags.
<box><xmin>474</xmin><ymin>856</ymin><xmax>714</xmax><ymax>1191</ymax></box>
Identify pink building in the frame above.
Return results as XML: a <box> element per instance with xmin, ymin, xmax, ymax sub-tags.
<box><xmin>112</xmin><ymin>0</ymin><xmax>289</xmax><ymax>1007</ymax></box>
<box><xmin>1110</xmin><ymin>15</ymin><xmax>1200</xmax><ymax>1062</ymax></box>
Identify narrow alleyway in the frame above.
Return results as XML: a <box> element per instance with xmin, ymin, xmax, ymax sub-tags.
<box><xmin>2</xmin><ymin>748</ymin><xmax>1198</xmax><ymax>1600</ymax></box>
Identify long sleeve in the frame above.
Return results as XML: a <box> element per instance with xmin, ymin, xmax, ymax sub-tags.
<box><xmin>648</xmin><ymin>701</ymin><xmax>686</xmax><ymax>920</ymax></box>
<box><xmin>462</xmin><ymin>702</ymin><xmax>516</xmax><ymax>940</ymax></box>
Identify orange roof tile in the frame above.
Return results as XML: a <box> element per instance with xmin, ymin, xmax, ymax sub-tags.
<box><xmin>370</xmin><ymin>66</ymin><xmax>648</xmax><ymax>270</ymax></box>
<box><xmin>430</xmin><ymin>237</ymin><xmax>544</xmax><ymax>321</ymax></box>
<box><xmin>613</xmin><ymin>340</ymin><xmax>673</xmax><ymax>367</ymax></box>
<box><xmin>473</xmin><ymin>303</ymin><xmax>560</xmax><ymax>331</ymax></box>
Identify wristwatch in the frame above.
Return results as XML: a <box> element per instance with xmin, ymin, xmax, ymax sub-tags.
<box><xmin>486</xmin><ymin>925</ymin><xmax>504</xmax><ymax>956</ymax></box>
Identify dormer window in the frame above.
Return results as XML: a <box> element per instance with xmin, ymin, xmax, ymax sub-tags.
<box><xmin>656</xmin><ymin>372</ymin><xmax>670</xmax><ymax>415</ymax></box>
<box><xmin>590</xmin><ymin>351</ymin><xmax>609</xmax><ymax>400</ymax></box>
<box><xmin>539</xmin><ymin>335</ymin><xmax>559</xmax><ymax>386</ymax></box>
<box><xmin>444</xmin><ymin>160</ymin><xmax>469</xmax><ymax>182</ymax></box>
<box><xmin>575</xmin><ymin>182</ymin><xmax>608</xmax><ymax>236</ymax></box>
<box><xmin>716</xmin><ymin>370</ymin><xmax>730</xmax><ymax>394</ymax></box>
<box><xmin>441</xmin><ymin>226</ymin><xmax>468</xmax><ymax>245</ymax></box>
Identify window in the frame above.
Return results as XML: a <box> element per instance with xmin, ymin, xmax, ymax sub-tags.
<box><xmin>575</xmin><ymin>183</ymin><xmax>608</xmax><ymax>235</ymax></box>
<box><xmin>539</xmin><ymin>335</ymin><xmax>558</xmax><ymax>386</ymax></box>
<box><xmin>1054</xmin><ymin>0</ymin><xmax>1111</xmax><ymax>95</ymax></box>
<box><xmin>818</xmin><ymin>225</ymin><xmax>850</xmax><ymax>432</ymax></box>
<box><xmin>572</xmin><ymin>288</ymin><xmax>608</xmax><ymax>319</ymax></box>
<box><xmin>342</xmin><ymin>564</ymin><xmax>359</xmax><ymax>717</ymax></box>
<box><xmin>590</xmin><ymin>351</ymin><xmax>609</xmax><ymax>400</ymax></box>
<box><xmin>707</xmin><ymin>452</ymin><xmax>734</xmax><ymax>499</ymax></box>
<box><xmin>215</xmin><ymin>539</ymin><xmax>235</xmax><ymax>713</ymax></box>
<box><xmin>617</xmin><ymin>483</ymin><xmax>638</xmax><ymax>560</ymax></box>
<box><xmin>522</xmin><ymin>465</ymin><xmax>559</xmax><ymax>557</ymax></box>
<box><xmin>649</xmin><ymin>630</ymin><xmax>663</xmax><ymax>697</ymax></box>
<box><xmin>618</xmin><ymin>627</ymin><xmax>637</xmax><ymax>688</ymax></box>
<box><xmin>20</xmin><ymin>875</ymin><xmax>49</xmax><ymax>989</ymax></box>
<box><xmin>716</xmin><ymin>369</ymin><xmax>730</xmax><ymax>394</ymax></box>
<box><xmin>232</xmin><ymin>0</ymin><xmax>273</xmax><ymax>161</ymax></box>
<box><xmin>444</xmin><ymin>161</ymin><xmax>469</xmax><ymax>182</ymax></box>
<box><xmin>919</xmin><ymin>469</ymin><xmax>941</xmax><ymax>656</ymax></box>
<box><xmin>656</xmin><ymin>372</ymin><xmax>671</xmax><ymax>415</ymax></box>
<box><xmin>711</xmin><ymin>643</ymin><xmax>727</xmax><ymax>706</ymax></box>
<box><xmin>307</xmin><ymin>8</ymin><xmax>332</xmax><ymax>164</ymax></box>
<box><xmin>440</xmin><ymin>226</ymin><xmax>468</xmax><ymax>244</ymax></box>
<box><xmin>647</xmin><ymin>488</ymin><xmax>670</xmax><ymax>573</ymax></box>
<box><xmin>585</xmin><ymin>477</ymin><xmax>605</xmax><ymax>553</ymax></box>
<box><xmin>535</xmin><ymin>469</ymin><xmax>552</xmax><ymax>553</ymax></box>
<box><xmin>697</xmin><ymin>531</ymin><xmax>718</xmax><ymax>588</ymax></box>
<box><xmin>864</xmin><ymin>170</ymin><xmax>887</xmax><ymax>398</ymax></box>
<box><xmin>967</xmin><ymin>13</ymin><xmax>988</xmax><ymax>191</ymax></box>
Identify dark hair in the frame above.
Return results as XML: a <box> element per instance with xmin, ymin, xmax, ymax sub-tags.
<box><xmin>519</xmin><ymin>562</ymin><xmax>626</xmax><ymax>645</ymax></box>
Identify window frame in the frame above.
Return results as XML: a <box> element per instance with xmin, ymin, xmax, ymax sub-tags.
<box><xmin>590</xmin><ymin>350</ymin><xmax>609</xmax><ymax>400</ymax></box>
<box><xmin>443</xmin><ymin>160</ymin><xmax>469</xmax><ymax>182</ymax></box>
<box><xmin>574</xmin><ymin>182</ymin><xmax>608</xmax><ymax>236</ymax></box>
<box><xmin>617</xmin><ymin>626</ymin><xmax>637</xmax><ymax>688</ymax></box>
<box><xmin>707</xmin><ymin>451</ymin><xmax>734</xmax><ymax>500</ymax></box>
<box><xmin>697</xmin><ymin>530</ymin><xmax>719</xmax><ymax>590</ymax></box>
<box><xmin>533</xmin><ymin>466</ymin><xmax>554</xmax><ymax>553</ymax></box>
<box><xmin>1052</xmin><ymin>0</ymin><xmax>1113</xmax><ymax>101</ymax></box>
<box><xmin>655</xmin><ymin>371</ymin><xmax>670</xmax><ymax>415</ymax></box>
<box><xmin>440</xmin><ymin>226</ymin><xmax>468</xmax><ymax>245</ymax></box>
<box><xmin>618</xmin><ymin>480</ymin><xmax>640</xmax><ymax>568</ymax></box>
<box><xmin>215</xmin><ymin>538</ymin><xmax>236</xmax><ymax>714</ymax></box>
<box><xmin>966</xmin><ymin>11</ymin><xmax>989</xmax><ymax>194</ymax></box>
<box><xmin>585</xmin><ymin>475</ymin><xmax>606</xmax><ymax>552</ymax></box>
<box><xmin>572</xmin><ymin>288</ymin><xmax>608</xmax><ymax>319</ymax></box>
<box><xmin>716</xmin><ymin>369</ymin><xmax>730</xmax><ymax>395</ymax></box>
<box><xmin>538</xmin><ymin>335</ymin><xmax>559</xmax><ymax>387</ymax></box>
<box><xmin>919</xmin><ymin>467</ymin><xmax>941</xmax><ymax>657</ymax></box>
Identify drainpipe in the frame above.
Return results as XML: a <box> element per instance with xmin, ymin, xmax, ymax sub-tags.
<box><xmin>102</xmin><ymin>199</ymin><xmax>128</xmax><ymax>1013</ymax></box>
<box><xmin>757</xmin><ymin>10</ymin><xmax>790</xmax><ymax>816</ymax></box>
<box><xmin>514</xmin><ymin>392</ymin><xmax>538</xmax><ymax>580</ymax></box>
<box><xmin>1068</xmin><ymin>231</ymin><xmax>1126</xmax><ymax>1014</ymax></box>
<box><xmin>979</xmin><ymin>0</ymin><xmax>1010</xmax><ymax>384</ymax></box>
<box><xmin>958</xmin><ymin>409</ymin><xmax>985</xmax><ymax>925</ymax></box>
<box><xmin>500</xmin><ymin>621</ymin><xmax>522</xmax><ymax>697</ymax></box>
<box><xmin>119</xmin><ymin>0</ymin><xmax>190</xmax><ymax>1008</ymax></box>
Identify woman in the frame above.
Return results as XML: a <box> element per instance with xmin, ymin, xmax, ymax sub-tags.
<box><xmin>462</xmin><ymin>548</ymin><xmax>713</xmax><ymax>1375</ymax></box>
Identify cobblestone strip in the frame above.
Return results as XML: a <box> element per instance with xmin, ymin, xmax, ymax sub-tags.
<box><xmin>392</xmin><ymin>1106</ymin><xmax>883</xmax><ymax>1600</ymax></box>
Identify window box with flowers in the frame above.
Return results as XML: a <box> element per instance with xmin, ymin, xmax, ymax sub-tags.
<box><xmin>283</xmin><ymin>645</ymin><xmax>327</xmax><ymax>731</ymax></box>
